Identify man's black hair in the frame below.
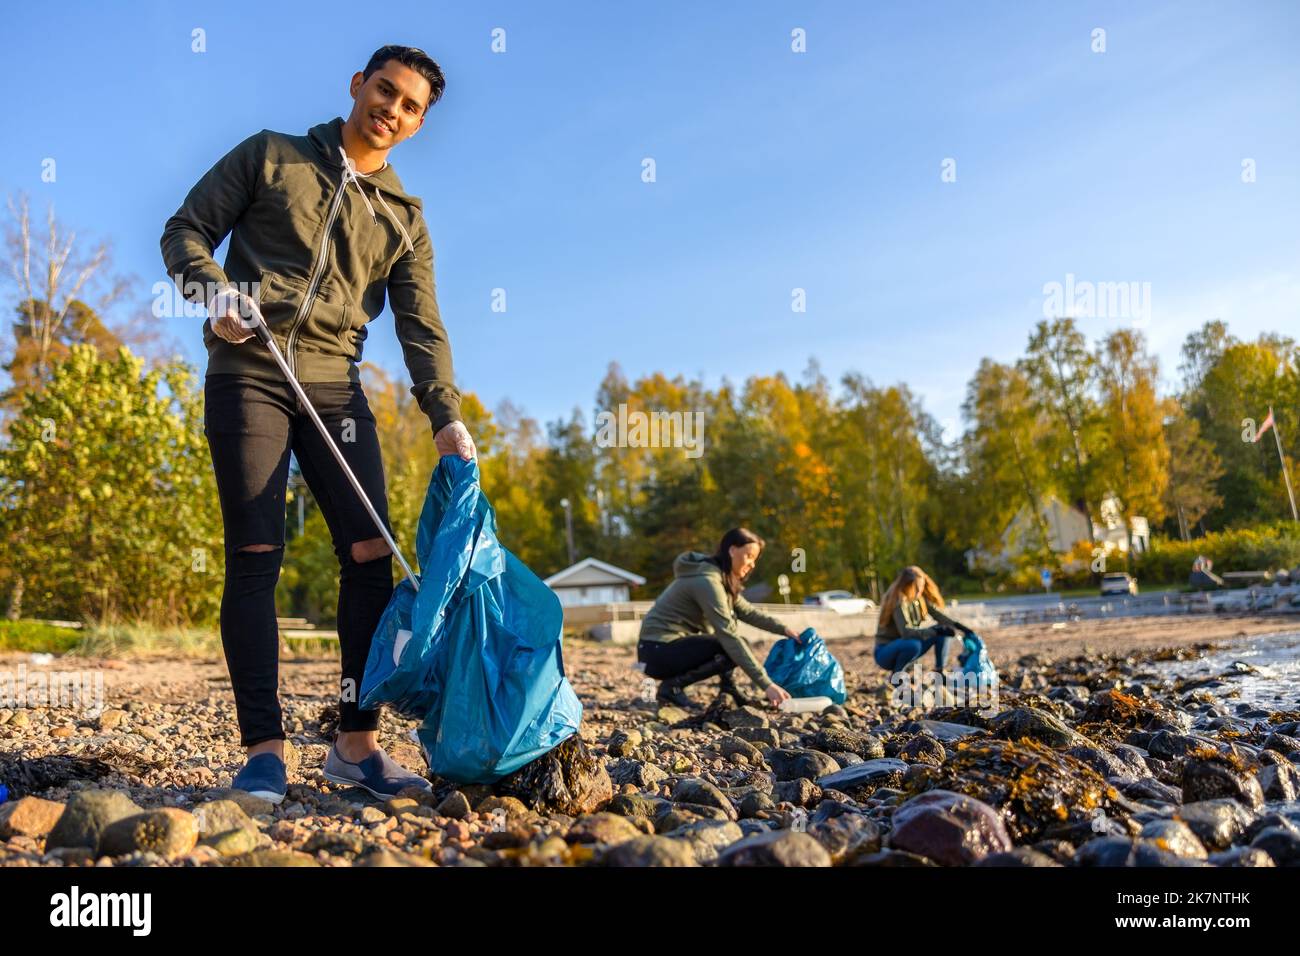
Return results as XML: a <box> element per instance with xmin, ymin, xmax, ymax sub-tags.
<box><xmin>363</xmin><ymin>45</ymin><xmax>446</xmax><ymax>112</ymax></box>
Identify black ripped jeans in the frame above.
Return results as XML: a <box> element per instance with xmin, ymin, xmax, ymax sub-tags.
<box><xmin>203</xmin><ymin>372</ymin><xmax>395</xmax><ymax>748</ymax></box>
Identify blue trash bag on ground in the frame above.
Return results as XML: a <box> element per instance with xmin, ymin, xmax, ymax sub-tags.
<box><xmin>763</xmin><ymin>628</ymin><xmax>847</xmax><ymax>704</ymax></box>
<box><xmin>359</xmin><ymin>455</ymin><xmax>583</xmax><ymax>784</ymax></box>
<box><xmin>957</xmin><ymin>633</ymin><xmax>1000</xmax><ymax>691</ymax></box>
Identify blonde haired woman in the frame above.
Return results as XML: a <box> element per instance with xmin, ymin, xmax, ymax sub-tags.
<box><xmin>873</xmin><ymin>566</ymin><xmax>972</xmax><ymax>674</ymax></box>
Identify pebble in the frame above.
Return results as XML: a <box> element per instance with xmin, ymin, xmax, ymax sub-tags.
<box><xmin>596</xmin><ymin>834</ymin><xmax>698</xmax><ymax>867</ymax></box>
<box><xmin>716</xmin><ymin>829</ymin><xmax>832</xmax><ymax>867</ymax></box>
<box><xmin>45</xmin><ymin>790</ymin><xmax>142</xmax><ymax>852</ymax></box>
<box><xmin>767</xmin><ymin>748</ymin><xmax>840</xmax><ymax>782</ymax></box>
<box><xmin>98</xmin><ymin>808</ymin><xmax>199</xmax><ymax>859</ymax></box>
<box><xmin>669</xmin><ymin>778</ymin><xmax>737</xmax><ymax>820</ymax></box>
<box><xmin>887</xmin><ymin>790</ymin><xmax>1012</xmax><ymax>865</ymax></box>
<box><xmin>564</xmin><ymin>812</ymin><xmax>643</xmax><ymax>846</ymax></box>
<box><xmin>0</xmin><ymin>796</ymin><xmax>66</xmax><ymax>838</ymax></box>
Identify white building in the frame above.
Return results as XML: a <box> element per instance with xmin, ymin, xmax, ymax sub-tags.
<box><xmin>967</xmin><ymin>493</ymin><xmax>1149</xmax><ymax>571</ymax></box>
<box><xmin>542</xmin><ymin>557</ymin><xmax>647</xmax><ymax>607</ymax></box>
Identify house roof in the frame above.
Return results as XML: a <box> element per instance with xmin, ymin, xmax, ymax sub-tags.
<box><xmin>542</xmin><ymin>556</ymin><xmax>647</xmax><ymax>588</ymax></box>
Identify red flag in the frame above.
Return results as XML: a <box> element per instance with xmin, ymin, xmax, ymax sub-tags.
<box><xmin>1253</xmin><ymin>407</ymin><xmax>1275</xmax><ymax>443</ymax></box>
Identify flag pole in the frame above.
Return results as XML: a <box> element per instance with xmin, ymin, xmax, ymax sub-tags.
<box><xmin>1270</xmin><ymin>406</ymin><xmax>1299</xmax><ymax>521</ymax></box>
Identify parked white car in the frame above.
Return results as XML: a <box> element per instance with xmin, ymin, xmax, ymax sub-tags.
<box><xmin>1100</xmin><ymin>572</ymin><xmax>1138</xmax><ymax>596</ymax></box>
<box><xmin>803</xmin><ymin>590</ymin><xmax>875</xmax><ymax>614</ymax></box>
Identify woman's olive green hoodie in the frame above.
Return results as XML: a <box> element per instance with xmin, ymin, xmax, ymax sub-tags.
<box><xmin>639</xmin><ymin>551</ymin><xmax>786</xmax><ymax>690</ymax></box>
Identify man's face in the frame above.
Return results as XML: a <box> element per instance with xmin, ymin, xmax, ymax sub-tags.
<box><xmin>348</xmin><ymin>61</ymin><xmax>431</xmax><ymax>150</ymax></box>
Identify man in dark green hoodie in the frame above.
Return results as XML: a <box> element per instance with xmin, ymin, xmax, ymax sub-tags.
<box><xmin>638</xmin><ymin>529</ymin><xmax>798</xmax><ymax>709</ymax></box>
<box><xmin>161</xmin><ymin>45</ymin><xmax>474</xmax><ymax>803</ymax></box>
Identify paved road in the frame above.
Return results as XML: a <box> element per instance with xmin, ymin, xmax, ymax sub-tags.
<box><xmin>950</xmin><ymin>585</ymin><xmax>1300</xmax><ymax>626</ymax></box>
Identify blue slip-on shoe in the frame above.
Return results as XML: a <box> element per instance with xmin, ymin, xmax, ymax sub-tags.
<box><xmin>231</xmin><ymin>752</ymin><xmax>287</xmax><ymax>804</ymax></box>
<box><xmin>321</xmin><ymin>744</ymin><xmax>433</xmax><ymax>800</ymax></box>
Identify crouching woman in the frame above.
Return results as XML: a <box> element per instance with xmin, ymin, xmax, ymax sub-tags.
<box><xmin>874</xmin><ymin>566</ymin><xmax>972</xmax><ymax>675</ymax></box>
<box><xmin>637</xmin><ymin>528</ymin><xmax>795</xmax><ymax>710</ymax></box>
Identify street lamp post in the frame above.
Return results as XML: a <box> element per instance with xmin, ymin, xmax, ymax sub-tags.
<box><xmin>559</xmin><ymin>497</ymin><xmax>575</xmax><ymax>565</ymax></box>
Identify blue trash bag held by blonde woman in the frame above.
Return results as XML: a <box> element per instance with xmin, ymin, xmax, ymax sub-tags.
<box><xmin>359</xmin><ymin>455</ymin><xmax>582</xmax><ymax>783</ymax></box>
<box><xmin>958</xmin><ymin>633</ymin><xmax>1000</xmax><ymax>692</ymax></box>
<box><xmin>763</xmin><ymin>629</ymin><xmax>847</xmax><ymax>704</ymax></box>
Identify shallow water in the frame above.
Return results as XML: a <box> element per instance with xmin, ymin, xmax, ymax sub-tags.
<box><xmin>1149</xmin><ymin>630</ymin><xmax>1300</xmax><ymax>712</ymax></box>
<box><xmin>1148</xmin><ymin>631</ymin><xmax>1300</xmax><ymax>820</ymax></box>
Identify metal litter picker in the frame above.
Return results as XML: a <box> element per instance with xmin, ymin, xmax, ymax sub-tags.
<box><xmin>229</xmin><ymin>292</ymin><xmax>421</xmax><ymax>592</ymax></box>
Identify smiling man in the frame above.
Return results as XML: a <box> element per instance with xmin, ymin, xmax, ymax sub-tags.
<box><xmin>161</xmin><ymin>45</ymin><xmax>476</xmax><ymax>803</ymax></box>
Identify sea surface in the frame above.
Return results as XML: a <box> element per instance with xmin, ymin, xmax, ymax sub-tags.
<box><xmin>1150</xmin><ymin>630</ymin><xmax>1300</xmax><ymax>820</ymax></box>
<box><xmin>1150</xmin><ymin>630</ymin><xmax>1300</xmax><ymax>712</ymax></box>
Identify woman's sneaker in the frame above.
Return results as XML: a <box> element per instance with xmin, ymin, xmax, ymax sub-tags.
<box><xmin>321</xmin><ymin>744</ymin><xmax>432</xmax><ymax>800</ymax></box>
<box><xmin>231</xmin><ymin>752</ymin><xmax>287</xmax><ymax>804</ymax></box>
<box><xmin>716</xmin><ymin>671</ymin><xmax>757</xmax><ymax>707</ymax></box>
<box><xmin>654</xmin><ymin>677</ymin><xmax>701</xmax><ymax>711</ymax></box>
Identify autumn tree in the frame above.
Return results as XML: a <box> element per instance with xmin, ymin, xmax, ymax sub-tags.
<box><xmin>0</xmin><ymin>344</ymin><xmax>221</xmax><ymax>625</ymax></box>
<box><xmin>1092</xmin><ymin>329</ymin><xmax>1170</xmax><ymax>558</ymax></box>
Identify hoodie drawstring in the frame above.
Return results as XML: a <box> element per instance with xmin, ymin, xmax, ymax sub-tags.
<box><xmin>373</xmin><ymin>188</ymin><xmax>417</xmax><ymax>259</ymax></box>
<box><xmin>337</xmin><ymin>146</ymin><xmax>379</xmax><ymax>221</ymax></box>
<box><xmin>336</xmin><ymin>145</ymin><xmax>418</xmax><ymax>261</ymax></box>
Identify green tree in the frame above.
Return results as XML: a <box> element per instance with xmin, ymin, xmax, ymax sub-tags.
<box><xmin>1161</xmin><ymin>400</ymin><xmax>1224</xmax><ymax>540</ymax></box>
<box><xmin>1020</xmin><ymin>318</ymin><xmax>1102</xmax><ymax>540</ymax></box>
<box><xmin>959</xmin><ymin>359</ymin><xmax>1054</xmax><ymax>557</ymax></box>
<box><xmin>824</xmin><ymin>375</ymin><xmax>940</xmax><ymax>598</ymax></box>
<box><xmin>480</xmin><ymin>398</ymin><xmax>557</xmax><ymax>573</ymax></box>
<box><xmin>538</xmin><ymin>410</ymin><xmax>599</xmax><ymax>575</ymax></box>
<box><xmin>0</xmin><ymin>344</ymin><xmax>222</xmax><ymax>625</ymax></box>
<box><xmin>1191</xmin><ymin>338</ymin><xmax>1297</xmax><ymax>527</ymax></box>
<box><xmin>1177</xmin><ymin>319</ymin><xmax>1235</xmax><ymax>398</ymax></box>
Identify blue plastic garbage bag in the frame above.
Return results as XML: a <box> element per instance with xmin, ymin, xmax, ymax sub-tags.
<box><xmin>357</xmin><ymin>576</ymin><xmax>426</xmax><ymax>718</ymax></box>
<box><xmin>359</xmin><ymin>455</ymin><xmax>583</xmax><ymax>783</ymax></box>
<box><xmin>957</xmin><ymin>633</ymin><xmax>999</xmax><ymax>691</ymax></box>
<box><xmin>762</xmin><ymin>628</ymin><xmax>847</xmax><ymax>704</ymax></box>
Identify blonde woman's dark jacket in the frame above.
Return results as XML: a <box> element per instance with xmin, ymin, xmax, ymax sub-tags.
<box><xmin>874</xmin><ymin>596</ymin><xmax>970</xmax><ymax>646</ymax></box>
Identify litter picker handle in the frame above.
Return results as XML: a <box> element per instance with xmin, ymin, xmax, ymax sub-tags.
<box><xmin>235</xmin><ymin>297</ymin><xmax>275</xmax><ymax>346</ymax></box>
<box><xmin>234</xmin><ymin>294</ymin><xmax>421</xmax><ymax>593</ymax></box>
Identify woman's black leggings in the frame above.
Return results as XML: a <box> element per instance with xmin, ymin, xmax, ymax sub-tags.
<box><xmin>637</xmin><ymin>636</ymin><xmax>737</xmax><ymax>680</ymax></box>
<box><xmin>204</xmin><ymin>373</ymin><xmax>396</xmax><ymax>748</ymax></box>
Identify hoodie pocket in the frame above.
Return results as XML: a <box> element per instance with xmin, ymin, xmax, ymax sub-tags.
<box><xmin>252</xmin><ymin>270</ymin><xmax>309</xmax><ymax>331</ymax></box>
<box><xmin>299</xmin><ymin>280</ymin><xmax>352</xmax><ymax>354</ymax></box>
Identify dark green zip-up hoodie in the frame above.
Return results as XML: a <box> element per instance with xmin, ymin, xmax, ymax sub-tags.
<box><xmin>160</xmin><ymin>116</ymin><xmax>461</xmax><ymax>434</ymax></box>
<box><xmin>639</xmin><ymin>551</ymin><xmax>787</xmax><ymax>690</ymax></box>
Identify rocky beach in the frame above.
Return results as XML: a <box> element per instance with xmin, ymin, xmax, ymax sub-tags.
<box><xmin>2</xmin><ymin>616</ymin><xmax>1299</xmax><ymax>868</ymax></box>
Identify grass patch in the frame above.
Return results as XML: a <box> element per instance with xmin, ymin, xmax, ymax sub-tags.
<box><xmin>1</xmin><ymin>619</ymin><xmax>348</xmax><ymax>660</ymax></box>
<box><xmin>0</xmin><ymin>620</ymin><xmax>228</xmax><ymax>658</ymax></box>
<box><xmin>0</xmin><ymin>620</ymin><xmax>86</xmax><ymax>654</ymax></box>
<box><xmin>280</xmin><ymin>636</ymin><xmax>342</xmax><ymax>659</ymax></box>
<box><xmin>71</xmin><ymin>623</ymin><xmax>226</xmax><ymax>658</ymax></box>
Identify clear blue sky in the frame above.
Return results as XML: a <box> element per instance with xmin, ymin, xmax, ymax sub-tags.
<box><xmin>3</xmin><ymin>0</ymin><xmax>1297</xmax><ymax>440</ymax></box>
